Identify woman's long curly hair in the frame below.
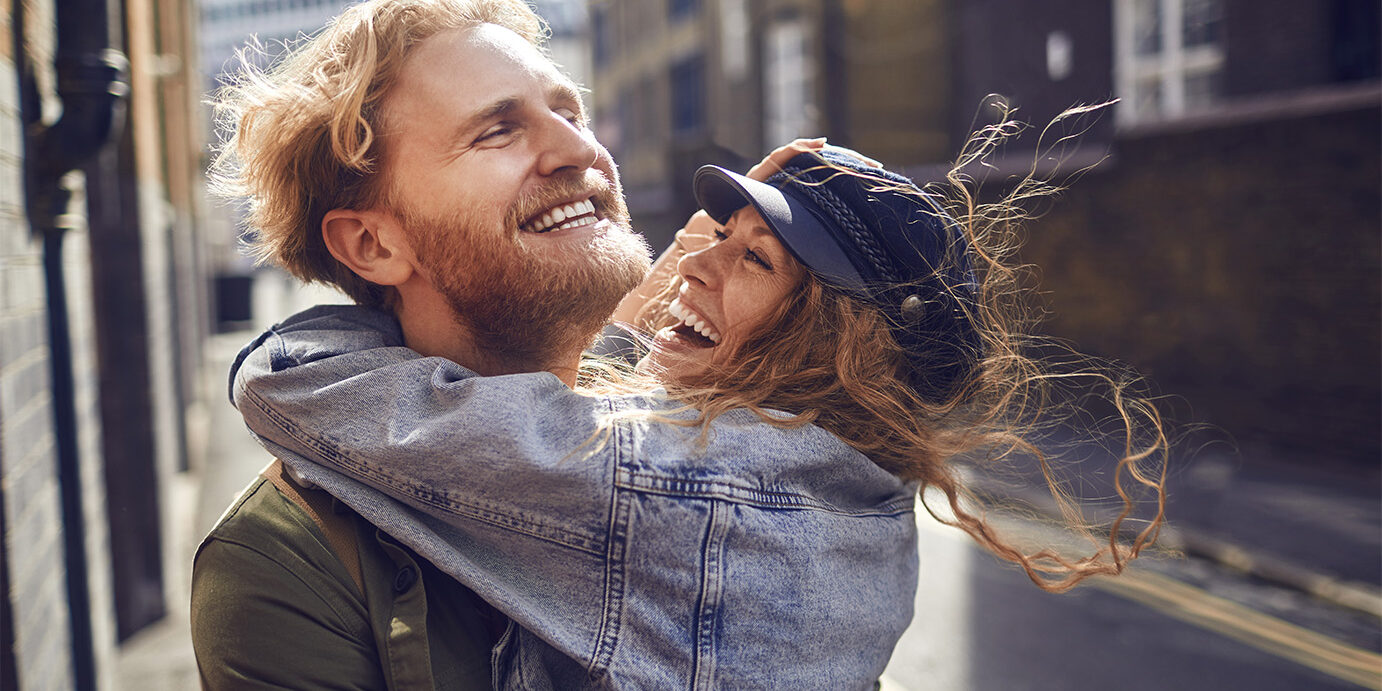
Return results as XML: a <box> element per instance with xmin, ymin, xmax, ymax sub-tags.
<box><xmin>595</xmin><ymin>103</ymin><xmax>1169</xmax><ymax>593</ymax></box>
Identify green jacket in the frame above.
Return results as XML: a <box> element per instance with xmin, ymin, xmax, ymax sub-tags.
<box><xmin>191</xmin><ymin>464</ymin><xmax>502</xmax><ymax>689</ymax></box>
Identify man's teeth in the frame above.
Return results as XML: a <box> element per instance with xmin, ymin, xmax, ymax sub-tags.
<box><xmin>668</xmin><ymin>298</ymin><xmax>720</xmax><ymax>344</ymax></box>
<box><xmin>525</xmin><ymin>199</ymin><xmax>598</xmax><ymax>233</ymax></box>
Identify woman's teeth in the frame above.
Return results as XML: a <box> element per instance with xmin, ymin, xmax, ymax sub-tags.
<box><xmin>524</xmin><ymin>199</ymin><xmax>598</xmax><ymax>233</ymax></box>
<box><xmin>668</xmin><ymin>298</ymin><xmax>720</xmax><ymax>344</ymax></box>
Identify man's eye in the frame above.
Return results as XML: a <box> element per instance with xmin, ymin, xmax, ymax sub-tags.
<box><xmin>477</xmin><ymin>125</ymin><xmax>514</xmax><ymax>142</ymax></box>
<box><xmin>556</xmin><ymin>108</ymin><xmax>585</xmax><ymax>127</ymax></box>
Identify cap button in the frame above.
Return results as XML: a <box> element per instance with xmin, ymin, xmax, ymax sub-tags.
<box><xmin>901</xmin><ymin>295</ymin><xmax>925</xmax><ymax>322</ymax></box>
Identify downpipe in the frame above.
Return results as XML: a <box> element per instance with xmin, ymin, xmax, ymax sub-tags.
<box><xmin>22</xmin><ymin>0</ymin><xmax>129</xmax><ymax>688</ymax></box>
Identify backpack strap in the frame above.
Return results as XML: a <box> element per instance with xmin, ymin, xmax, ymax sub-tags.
<box><xmin>262</xmin><ymin>459</ymin><xmax>366</xmax><ymax>595</ymax></box>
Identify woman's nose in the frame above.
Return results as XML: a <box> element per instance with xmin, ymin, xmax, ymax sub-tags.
<box><xmin>677</xmin><ymin>244</ymin><xmax>722</xmax><ymax>289</ymax></box>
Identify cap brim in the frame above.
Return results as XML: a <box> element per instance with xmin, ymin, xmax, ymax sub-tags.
<box><xmin>692</xmin><ymin>165</ymin><xmax>867</xmax><ymax>293</ymax></box>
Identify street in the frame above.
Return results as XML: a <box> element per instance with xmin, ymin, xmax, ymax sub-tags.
<box><xmin>886</xmin><ymin>508</ymin><xmax>1380</xmax><ymax>690</ymax></box>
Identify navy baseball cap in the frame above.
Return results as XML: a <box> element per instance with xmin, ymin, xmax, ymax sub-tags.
<box><xmin>692</xmin><ymin>148</ymin><xmax>982</xmax><ymax>399</ymax></box>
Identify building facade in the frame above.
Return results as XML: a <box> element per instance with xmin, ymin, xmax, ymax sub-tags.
<box><xmin>950</xmin><ymin>0</ymin><xmax>1381</xmax><ymax>458</ymax></box>
<box><xmin>1</xmin><ymin>0</ymin><xmax>211</xmax><ymax>685</ymax></box>
<box><xmin>589</xmin><ymin>0</ymin><xmax>950</xmax><ymax>248</ymax></box>
<box><xmin>588</xmin><ymin>0</ymin><xmax>1381</xmax><ymax>461</ymax></box>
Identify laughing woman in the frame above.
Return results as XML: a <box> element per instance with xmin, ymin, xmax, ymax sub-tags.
<box><xmin>226</xmin><ymin>138</ymin><xmax>1168</xmax><ymax>689</ymax></box>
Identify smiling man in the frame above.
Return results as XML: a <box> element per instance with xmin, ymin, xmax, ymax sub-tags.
<box><xmin>322</xmin><ymin>21</ymin><xmax>648</xmax><ymax>380</ymax></box>
<box><xmin>191</xmin><ymin>1</ymin><xmax>649</xmax><ymax>687</ymax></box>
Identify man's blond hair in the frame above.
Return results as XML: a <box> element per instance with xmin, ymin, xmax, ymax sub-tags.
<box><xmin>210</xmin><ymin>0</ymin><xmax>545</xmax><ymax>305</ymax></box>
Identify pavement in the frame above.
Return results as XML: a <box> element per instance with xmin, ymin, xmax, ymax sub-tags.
<box><xmin>113</xmin><ymin>275</ymin><xmax>346</xmax><ymax>690</ymax></box>
<box><xmin>975</xmin><ymin>426</ymin><xmax>1381</xmax><ymax>619</ymax></box>
<box><xmin>111</xmin><ymin>330</ymin><xmax>273</xmax><ymax>689</ymax></box>
<box><xmin>111</xmin><ymin>273</ymin><xmax>1382</xmax><ymax>688</ymax></box>
<box><xmin>1158</xmin><ymin>445</ymin><xmax>1381</xmax><ymax>615</ymax></box>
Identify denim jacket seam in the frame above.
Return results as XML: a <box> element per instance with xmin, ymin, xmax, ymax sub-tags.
<box><xmin>242</xmin><ymin>384</ymin><xmax>606</xmax><ymax>555</ymax></box>
<box><xmin>590</xmin><ymin>397</ymin><xmax>629</xmax><ymax>678</ymax></box>
<box><xmin>616</xmin><ymin>470</ymin><xmax>914</xmax><ymax>516</ymax></box>
<box><xmin>264</xmin><ymin>327</ymin><xmax>294</xmax><ymax>372</ymax></box>
<box><xmin>691</xmin><ymin>500</ymin><xmax>729</xmax><ymax>690</ymax></box>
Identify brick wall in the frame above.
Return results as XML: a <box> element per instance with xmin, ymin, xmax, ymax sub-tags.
<box><xmin>0</xmin><ymin>20</ymin><xmax>74</xmax><ymax>691</ymax></box>
<box><xmin>843</xmin><ymin>0</ymin><xmax>951</xmax><ymax>165</ymax></box>
<box><xmin>1023</xmin><ymin>99</ymin><xmax>1381</xmax><ymax>459</ymax></box>
<box><xmin>1</xmin><ymin>0</ymin><xmax>121</xmax><ymax>685</ymax></box>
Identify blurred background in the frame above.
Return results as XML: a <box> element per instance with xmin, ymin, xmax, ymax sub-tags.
<box><xmin>0</xmin><ymin>0</ymin><xmax>1377</xmax><ymax>689</ymax></box>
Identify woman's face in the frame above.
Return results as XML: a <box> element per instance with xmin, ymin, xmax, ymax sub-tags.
<box><xmin>642</xmin><ymin>206</ymin><xmax>806</xmax><ymax>381</ymax></box>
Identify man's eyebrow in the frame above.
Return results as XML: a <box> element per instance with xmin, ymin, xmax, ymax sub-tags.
<box><xmin>549</xmin><ymin>81</ymin><xmax>585</xmax><ymax>110</ymax></box>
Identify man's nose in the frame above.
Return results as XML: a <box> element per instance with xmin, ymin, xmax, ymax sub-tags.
<box><xmin>535</xmin><ymin>112</ymin><xmax>600</xmax><ymax>177</ymax></box>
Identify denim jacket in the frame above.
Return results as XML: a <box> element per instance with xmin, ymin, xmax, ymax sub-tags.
<box><xmin>230</xmin><ymin>305</ymin><xmax>918</xmax><ymax>690</ymax></box>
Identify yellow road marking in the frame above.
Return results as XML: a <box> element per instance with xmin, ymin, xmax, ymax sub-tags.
<box><xmin>1091</xmin><ymin>568</ymin><xmax>1382</xmax><ymax>690</ymax></box>
<box><xmin>918</xmin><ymin>509</ymin><xmax>1382</xmax><ymax>689</ymax></box>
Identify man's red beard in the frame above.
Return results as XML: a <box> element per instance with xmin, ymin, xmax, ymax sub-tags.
<box><xmin>398</xmin><ymin>170</ymin><xmax>650</xmax><ymax>369</ymax></box>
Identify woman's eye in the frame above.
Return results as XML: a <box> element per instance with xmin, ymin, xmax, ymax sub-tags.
<box><xmin>745</xmin><ymin>249</ymin><xmax>772</xmax><ymax>270</ymax></box>
<box><xmin>712</xmin><ymin>229</ymin><xmax>729</xmax><ymax>241</ymax></box>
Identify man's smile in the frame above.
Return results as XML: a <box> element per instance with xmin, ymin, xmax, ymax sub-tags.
<box><xmin>520</xmin><ymin>197</ymin><xmax>599</xmax><ymax>233</ymax></box>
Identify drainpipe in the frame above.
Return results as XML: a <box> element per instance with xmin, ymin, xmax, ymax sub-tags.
<box><xmin>21</xmin><ymin>0</ymin><xmax>129</xmax><ymax>687</ymax></box>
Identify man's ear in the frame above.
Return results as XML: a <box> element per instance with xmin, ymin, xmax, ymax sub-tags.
<box><xmin>322</xmin><ymin>208</ymin><xmax>416</xmax><ymax>286</ymax></box>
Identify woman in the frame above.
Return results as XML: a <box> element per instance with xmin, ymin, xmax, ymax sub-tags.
<box><xmin>231</xmin><ymin>138</ymin><xmax>1167</xmax><ymax>689</ymax></box>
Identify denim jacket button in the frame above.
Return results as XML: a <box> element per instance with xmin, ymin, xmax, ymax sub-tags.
<box><xmin>393</xmin><ymin>565</ymin><xmax>417</xmax><ymax>593</ymax></box>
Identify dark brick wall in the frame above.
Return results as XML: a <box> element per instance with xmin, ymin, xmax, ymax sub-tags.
<box><xmin>842</xmin><ymin>0</ymin><xmax>952</xmax><ymax>165</ymax></box>
<box><xmin>1225</xmin><ymin>0</ymin><xmax>1381</xmax><ymax>96</ymax></box>
<box><xmin>1224</xmin><ymin>0</ymin><xmax>1335</xmax><ymax>96</ymax></box>
<box><xmin>1023</xmin><ymin>102</ymin><xmax>1381</xmax><ymax>459</ymax></box>
<box><xmin>951</xmin><ymin>0</ymin><xmax>1117</xmax><ymax>151</ymax></box>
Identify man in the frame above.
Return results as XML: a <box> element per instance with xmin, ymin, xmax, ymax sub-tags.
<box><xmin>191</xmin><ymin>0</ymin><xmax>651</xmax><ymax>686</ymax></box>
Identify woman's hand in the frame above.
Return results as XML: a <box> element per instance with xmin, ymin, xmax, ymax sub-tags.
<box><xmin>672</xmin><ymin>209</ymin><xmax>718</xmax><ymax>253</ymax></box>
<box><xmin>747</xmin><ymin>138</ymin><xmax>826</xmax><ymax>181</ymax></box>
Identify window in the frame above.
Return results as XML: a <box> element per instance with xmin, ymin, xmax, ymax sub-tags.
<box><xmin>614</xmin><ymin>86</ymin><xmax>634</xmax><ymax>154</ymax></box>
<box><xmin>764</xmin><ymin>16</ymin><xmax>817</xmax><ymax>146</ymax></box>
<box><xmin>670</xmin><ymin>54</ymin><xmax>706</xmax><ymax>136</ymax></box>
<box><xmin>591</xmin><ymin>6</ymin><xmax>611</xmax><ymax>68</ymax></box>
<box><xmin>670</xmin><ymin>0</ymin><xmax>699</xmax><ymax>21</ymax></box>
<box><xmin>1114</xmin><ymin>0</ymin><xmax>1224</xmax><ymax>124</ymax></box>
<box><xmin>1331</xmin><ymin>0</ymin><xmax>1381</xmax><ymax>82</ymax></box>
<box><xmin>719</xmin><ymin>0</ymin><xmax>749</xmax><ymax>81</ymax></box>
<box><xmin>1047</xmin><ymin>31</ymin><xmax>1073</xmax><ymax>81</ymax></box>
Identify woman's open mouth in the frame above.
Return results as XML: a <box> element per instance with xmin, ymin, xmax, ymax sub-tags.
<box><xmin>664</xmin><ymin>298</ymin><xmax>719</xmax><ymax>348</ymax></box>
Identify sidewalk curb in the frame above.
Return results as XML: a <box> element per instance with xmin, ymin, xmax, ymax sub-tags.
<box><xmin>1157</xmin><ymin>523</ymin><xmax>1382</xmax><ymax>619</ymax></box>
<box><xmin>969</xmin><ymin>475</ymin><xmax>1382</xmax><ymax>620</ymax></box>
